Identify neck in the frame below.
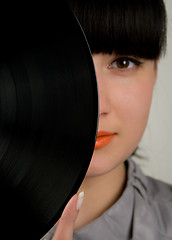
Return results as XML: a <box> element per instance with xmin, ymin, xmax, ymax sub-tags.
<box><xmin>74</xmin><ymin>162</ymin><xmax>127</xmax><ymax>231</ymax></box>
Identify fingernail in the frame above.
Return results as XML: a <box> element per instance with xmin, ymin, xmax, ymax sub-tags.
<box><xmin>76</xmin><ymin>191</ymin><xmax>84</xmax><ymax>210</ymax></box>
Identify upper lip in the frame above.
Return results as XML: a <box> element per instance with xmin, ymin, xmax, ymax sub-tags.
<box><xmin>96</xmin><ymin>131</ymin><xmax>115</xmax><ymax>137</ymax></box>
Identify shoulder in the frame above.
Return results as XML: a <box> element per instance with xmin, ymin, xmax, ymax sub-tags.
<box><xmin>141</xmin><ymin>171</ymin><xmax>172</xmax><ymax>238</ymax></box>
<box><xmin>129</xmin><ymin>159</ymin><xmax>172</xmax><ymax>238</ymax></box>
<box><xmin>129</xmin><ymin>159</ymin><xmax>172</xmax><ymax>202</ymax></box>
<box><xmin>146</xmin><ymin>175</ymin><xmax>172</xmax><ymax>202</ymax></box>
<box><xmin>146</xmin><ymin>176</ymin><xmax>172</xmax><ymax>238</ymax></box>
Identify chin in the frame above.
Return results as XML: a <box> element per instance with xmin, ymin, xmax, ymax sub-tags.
<box><xmin>85</xmin><ymin>141</ymin><xmax>137</xmax><ymax>178</ymax></box>
<box><xmin>85</xmin><ymin>150</ymin><xmax>122</xmax><ymax>177</ymax></box>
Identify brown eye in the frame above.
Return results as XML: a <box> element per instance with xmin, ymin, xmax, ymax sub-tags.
<box><xmin>108</xmin><ymin>57</ymin><xmax>142</xmax><ymax>70</ymax></box>
<box><xmin>116</xmin><ymin>59</ymin><xmax>130</xmax><ymax>69</ymax></box>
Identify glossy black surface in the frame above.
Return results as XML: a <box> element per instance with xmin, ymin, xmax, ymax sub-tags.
<box><xmin>0</xmin><ymin>4</ymin><xmax>98</xmax><ymax>239</ymax></box>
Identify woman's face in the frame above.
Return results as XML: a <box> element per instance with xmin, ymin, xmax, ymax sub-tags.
<box><xmin>86</xmin><ymin>53</ymin><xmax>157</xmax><ymax>177</ymax></box>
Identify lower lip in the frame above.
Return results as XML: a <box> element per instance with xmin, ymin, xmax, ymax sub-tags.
<box><xmin>94</xmin><ymin>134</ymin><xmax>115</xmax><ymax>149</ymax></box>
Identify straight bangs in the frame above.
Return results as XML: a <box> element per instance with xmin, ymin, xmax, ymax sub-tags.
<box><xmin>68</xmin><ymin>0</ymin><xmax>167</xmax><ymax>59</ymax></box>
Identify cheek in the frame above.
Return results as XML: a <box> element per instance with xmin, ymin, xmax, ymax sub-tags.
<box><xmin>121</xmin><ymin>85</ymin><xmax>152</xmax><ymax>118</ymax></box>
<box><xmin>113</xmin><ymin>78</ymin><xmax>154</xmax><ymax>141</ymax></box>
<box><xmin>86</xmin><ymin>69</ymin><xmax>155</xmax><ymax>177</ymax></box>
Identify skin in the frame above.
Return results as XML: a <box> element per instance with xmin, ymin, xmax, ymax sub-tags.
<box><xmin>53</xmin><ymin>53</ymin><xmax>158</xmax><ymax>239</ymax></box>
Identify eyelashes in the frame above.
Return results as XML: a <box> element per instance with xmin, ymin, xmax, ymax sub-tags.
<box><xmin>108</xmin><ymin>57</ymin><xmax>143</xmax><ymax>71</ymax></box>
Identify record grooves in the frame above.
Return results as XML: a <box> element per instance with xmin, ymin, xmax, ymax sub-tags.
<box><xmin>0</xmin><ymin>4</ymin><xmax>98</xmax><ymax>239</ymax></box>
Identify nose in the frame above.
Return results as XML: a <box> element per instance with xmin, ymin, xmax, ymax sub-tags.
<box><xmin>95</xmin><ymin>70</ymin><xmax>111</xmax><ymax>117</ymax></box>
<box><xmin>98</xmin><ymin>82</ymin><xmax>110</xmax><ymax>117</ymax></box>
<box><xmin>93</xmin><ymin>54</ymin><xmax>111</xmax><ymax>118</ymax></box>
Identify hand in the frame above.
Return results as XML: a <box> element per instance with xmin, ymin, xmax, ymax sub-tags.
<box><xmin>52</xmin><ymin>192</ymin><xmax>84</xmax><ymax>240</ymax></box>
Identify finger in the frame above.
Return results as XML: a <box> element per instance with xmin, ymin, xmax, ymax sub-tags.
<box><xmin>52</xmin><ymin>192</ymin><xmax>84</xmax><ymax>240</ymax></box>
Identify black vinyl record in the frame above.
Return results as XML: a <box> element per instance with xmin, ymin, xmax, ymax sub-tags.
<box><xmin>0</xmin><ymin>3</ymin><xmax>98</xmax><ymax>239</ymax></box>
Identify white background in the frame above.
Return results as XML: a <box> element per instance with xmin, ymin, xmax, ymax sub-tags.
<box><xmin>133</xmin><ymin>0</ymin><xmax>172</xmax><ymax>184</ymax></box>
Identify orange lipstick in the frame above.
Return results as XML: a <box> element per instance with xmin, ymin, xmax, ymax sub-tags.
<box><xmin>94</xmin><ymin>131</ymin><xmax>115</xmax><ymax>149</ymax></box>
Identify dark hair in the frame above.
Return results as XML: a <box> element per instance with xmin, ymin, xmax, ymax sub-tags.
<box><xmin>67</xmin><ymin>0</ymin><xmax>167</xmax><ymax>59</ymax></box>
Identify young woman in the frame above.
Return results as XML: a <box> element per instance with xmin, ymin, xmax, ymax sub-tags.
<box><xmin>42</xmin><ymin>0</ymin><xmax>172</xmax><ymax>239</ymax></box>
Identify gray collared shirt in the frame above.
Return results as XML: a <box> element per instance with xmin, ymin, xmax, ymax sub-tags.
<box><xmin>41</xmin><ymin>159</ymin><xmax>172</xmax><ymax>240</ymax></box>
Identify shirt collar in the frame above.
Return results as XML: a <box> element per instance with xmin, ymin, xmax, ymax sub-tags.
<box><xmin>127</xmin><ymin>157</ymin><xmax>148</xmax><ymax>201</ymax></box>
<box><xmin>73</xmin><ymin>159</ymin><xmax>142</xmax><ymax>240</ymax></box>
